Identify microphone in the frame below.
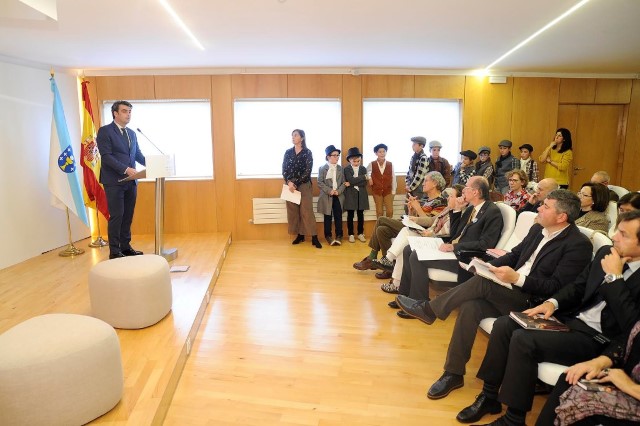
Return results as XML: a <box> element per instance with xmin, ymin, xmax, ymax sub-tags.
<box><xmin>136</xmin><ymin>128</ymin><xmax>165</xmax><ymax>155</ymax></box>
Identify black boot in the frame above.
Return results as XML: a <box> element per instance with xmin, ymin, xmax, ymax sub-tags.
<box><xmin>311</xmin><ymin>235</ymin><xmax>322</xmax><ymax>249</ymax></box>
<box><xmin>292</xmin><ymin>234</ymin><xmax>305</xmax><ymax>245</ymax></box>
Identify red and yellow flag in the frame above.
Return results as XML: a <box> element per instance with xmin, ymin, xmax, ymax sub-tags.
<box><xmin>80</xmin><ymin>80</ymin><xmax>109</xmax><ymax>220</ymax></box>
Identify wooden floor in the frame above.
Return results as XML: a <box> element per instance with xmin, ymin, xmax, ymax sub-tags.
<box><xmin>1</xmin><ymin>236</ymin><xmax>546</xmax><ymax>425</ymax></box>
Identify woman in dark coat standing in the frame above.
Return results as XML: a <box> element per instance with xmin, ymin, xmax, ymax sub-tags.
<box><xmin>343</xmin><ymin>147</ymin><xmax>370</xmax><ymax>243</ymax></box>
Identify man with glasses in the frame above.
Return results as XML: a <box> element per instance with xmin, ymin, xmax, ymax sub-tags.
<box><xmin>395</xmin><ymin>190</ymin><xmax>592</xmax><ymax>402</ymax></box>
<box><xmin>392</xmin><ymin>176</ymin><xmax>504</xmax><ymax>313</ymax></box>
<box><xmin>519</xmin><ymin>178</ymin><xmax>559</xmax><ymax>214</ymax></box>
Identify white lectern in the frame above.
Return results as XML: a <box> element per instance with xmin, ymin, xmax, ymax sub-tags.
<box><xmin>146</xmin><ymin>154</ymin><xmax>177</xmax><ymax>261</ymax></box>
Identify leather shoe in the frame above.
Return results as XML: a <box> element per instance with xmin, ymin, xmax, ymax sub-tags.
<box><xmin>395</xmin><ymin>295</ymin><xmax>436</xmax><ymax>325</ymax></box>
<box><xmin>396</xmin><ymin>310</ymin><xmax>416</xmax><ymax>319</ymax></box>
<box><xmin>109</xmin><ymin>252</ymin><xmax>126</xmax><ymax>259</ymax></box>
<box><xmin>375</xmin><ymin>270</ymin><xmax>392</xmax><ymax>279</ymax></box>
<box><xmin>353</xmin><ymin>256</ymin><xmax>376</xmax><ymax>270</ymax></box>
<box><xmin>388</xmin><ymin>300</ymin><xmax>399</xmax><ymax>309</ymax></box>
<box><xmin>121</xmin><ymin>248</ymin><xmax>143</xmax><ymax>256</ymax></box>
<box><xmin>456</xmin><ymin>393</ymin><xmax>502</xmax><ymax>423</ymax></box>
<box><xmin>427</xmin><ymin>372</ymin><xmax>463</xmax><ymax>399</ymax></box>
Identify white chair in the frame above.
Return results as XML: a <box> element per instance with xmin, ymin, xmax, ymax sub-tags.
<box><xmin>536</xmin><ymin>227</ymin><xmax>612</xmax><ymax>385</ymax></box>
<box><xmin>429</xmin><ymin>203</ymin><xmax>517</xmax><ymax>286</ymax></box>
<box><xmin>608</xmin><ymin>185</ymin><xmax>629</xmax><ymax>198</ymax></box>
<box><xmin>502</xmin><ymin>211</ymin><xmax>537</xmax><ymax>252</ymax></box>
<box><xmin>606</xmin><ymin>201</ymin><xmax>618</xmax><ymax>238</ymax></box>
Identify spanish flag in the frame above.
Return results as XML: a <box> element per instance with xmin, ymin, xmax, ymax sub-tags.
<box><xmin>80</xmin><ymin>80</ymin><xmax>109</xmax><ymax>220</ymax></box>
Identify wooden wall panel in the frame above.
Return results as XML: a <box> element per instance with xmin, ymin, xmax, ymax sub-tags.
<box><xmin>462</xmin><ymin>76</ymin><xmax>513</xmax><ymax>153</ymax></box>
<box><xmin>595</xmin><ymin>79</ymin><xmax>633</xmax><ymax>104</ymax></box>
<box><xmin>131</xmin><ymin>182</ymin><xmax>155</xmax><ymax>235</ymax></box>
<box><xmin>342</xmin><ymin>75</ymin><xmax>362</xmax><ymax>155</ymax></box>
<box><xmin>511</xmin><ymin>78</ymin><xmax>560</xmax><ymax>156</ymax></box>
<box><xmin>163</xmin><ymin>180</ymin><xmax>217</xmax><ymax>233</ymax></box>
<box><xmin>559</xmin><ymin>78</ymin><xmax>596</xmax><ymax>104</ymax></box>
<box><xmin>211</xmin><ymin>76</ymin><xmax>236</xmax><ymax>235</ymax></box>
<box><xmin>287</xmin><ymin>74</ymin><xmax>342</xmax><ymax>98</ymax></box>
<box><xmin>154</xmin><ymin>75</ymin><xmax>212</xmax><ymax>99</ymax></box>
<box><xmin>620</xmin><ymin>80</ymin><xmax>640</xmax><ymax>190</ymax></box>
<box><xmin>362</xmin><ymin>75</ymin><xmax>414</xmax><ymax>98</ymax></box>
<box><xmin>231</xmin><ymin>75</ymin><xmax>287</xmax><ymax>98</ymax></box>
<box><xmin>234</xmin><ymin>179</ymin><xmax>289</xmax><ymax>240</ymax></box>
<box><xmin>95</xmin><ymin>76</ymin><xmax>155</xmax><ymax>101</ymax></box>
<box><xmin>415</xmin><ymin>75</ymin><xmax>465</xmax><ymax>99</ymax></box>
<box><xmin>557</xmin><ymin>105</ymin><xmax>578</xmax><ymax>133</ymax></box>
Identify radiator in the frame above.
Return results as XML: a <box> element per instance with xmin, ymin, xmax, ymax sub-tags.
<box><xmin>251</xmin><ymin>195</ymin><xmax>407</xmax><ymax>224</ymax></box>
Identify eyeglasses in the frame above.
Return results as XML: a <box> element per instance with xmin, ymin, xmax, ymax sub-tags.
<box><xmin>577</xmin><ymin>192</ymin><xmax>592</xmax><ymax>198</ymax></box>
<box><xmin>508</xmin><ymin>178</ymin><xmax>521</xmax><ymax>183</ymax></box>
<box><xmin>329</xmin><ymin>154</ymin><xmax>340</xmax><ymax>157</ymax></box>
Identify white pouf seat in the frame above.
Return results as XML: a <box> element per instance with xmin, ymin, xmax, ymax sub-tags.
<box><xmin>0</xmin><ymin>314</ymin><xmax>123</xmax><ymax>426</ymax></box>
<box><xmin>89</xmin><ymin>254</ymin><xmax>172</xmax><ymax>329</ymax></box>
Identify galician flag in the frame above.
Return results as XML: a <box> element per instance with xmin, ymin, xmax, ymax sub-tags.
<box><xmin>48</xmin><ymin>76</ymin><xmax>89</xmax><ymax>226</ymax></box>
<box><xmin>80</xmin><ymin>80</ymin><xmax>109</xmax><ymax>220</ymax></box>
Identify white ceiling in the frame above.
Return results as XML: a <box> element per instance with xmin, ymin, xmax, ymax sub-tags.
<box><xmin>1</xmin><ymin>0</ymin><xmax>639</xmax><ymax>76</ymax></box>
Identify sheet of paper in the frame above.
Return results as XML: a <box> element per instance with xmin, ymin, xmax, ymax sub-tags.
<box><xmin>407</xmin><ymin>236</ymin><xmax>456</xmax><ymax>261</ymax></box>
<box><xmin>401</xmin><ymin>216</ymin><xmax>426</xmax><ymax>231</ymax></box>
<box><xmin>280</xmin><ymin>184</ymin><xmax>301</xmax><ymax>205</ymax></box>
<box><xmin>170</xmin><ymin>265</ymin><xmax>190</xmax><ymax>272</ymax></box>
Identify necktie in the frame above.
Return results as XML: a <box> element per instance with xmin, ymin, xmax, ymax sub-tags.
<box><xmin>122</xmin><ymin>127</ymin><xmax>130</xmax><ymax>147</ymax></box>
<box><xmin>452</xmin><ymin>208</ymin><xmax>476</xmax><ymax>244</ymax></box>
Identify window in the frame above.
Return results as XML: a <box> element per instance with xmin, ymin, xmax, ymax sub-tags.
<box><xmin>101</xmin><ymin>100</ymin><xmax>213</xmax><ymax>179</ymax></box>
<box><xmin>362</xmin><ymin>100</ymin><xmax>462</xmax><ymax>174</ymax></box>
<box><xmin>234</xmin><ymin>99</ymin><xmax>342</xmax><ymax>178</ymax></box>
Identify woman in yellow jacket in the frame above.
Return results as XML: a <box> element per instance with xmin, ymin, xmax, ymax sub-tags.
<box><xmin>539</xmin><ymin>128</ymin><xmax>573</xmax><ymax>188</ymax></box>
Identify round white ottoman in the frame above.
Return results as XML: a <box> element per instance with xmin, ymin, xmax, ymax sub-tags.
<box><xmin>89</xmin><ymin>254</ymin><xmax>172</xmax><ymax>329</ymax></box>
<box><xmin>0</xmin><ymin>314</ymin><xmax>123</xmax><ymax>426</ymax></box>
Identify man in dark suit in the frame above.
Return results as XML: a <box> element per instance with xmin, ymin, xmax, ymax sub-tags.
<box><xmin>457</xmin><ymin>210</ymin><xmax>640</xmax><ymax>426</ymax></box>
<box><xmin>396</xmin><ymin>190</ymin><xmax>592</xmax><ymax>400</ymax></box>
<box><xmin>97</xmin><ymin>101</ymin><xmax>146</xmax><ymax>259</ymax></box>
<box><xmin>394</xmin><ymin>176</ymin><xmax>504</xmax><ymax>316</ymax></box>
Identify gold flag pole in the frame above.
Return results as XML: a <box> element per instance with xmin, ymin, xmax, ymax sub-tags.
<box><xmin>59</xmin><ymin>207</ymin><xmax>85</xmax><ymax>257</ymax></box>
<box><xmin>89</xmin><ymin>208</ymin><xmax>108</xmax><ymax>247</ymax></box>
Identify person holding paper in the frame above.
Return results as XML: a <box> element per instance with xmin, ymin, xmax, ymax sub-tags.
<box><xmin>518</xmin><ymin>178</ymin><xmax>559</xmax><ymax>215</ymax></box>
<box><xmin>282</xmin><ymin>129</ymin><xmax>321</xmax><ymax>248</ymax></box>
<box><xmin>394</xmin><ymin>176</ymin><xmax>503</xmax><ymax>309</ymax></box>
<box><xmin>97</xmin><ymin>101</ymin><xmax>146</xmax><ymax>259</ymax></box>
<box><xmin>454</xmin><ymin>210</ymin><xmax>640</xmax><ymax>426</ymax></box>
<box><xmin>395</xmin><ymin>190</ymin><xmax>592</xmax><ymax>401</ymax></box>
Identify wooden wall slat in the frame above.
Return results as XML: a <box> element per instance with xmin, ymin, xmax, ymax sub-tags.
<box><xmin>595</xmin><ymin>79</ymin><xmax>633</xmax><ymax>104</ymax></box>
<box><xmin>620</xmin><ymin>80</ymin><xmax>640</xmax><ymax>190</ymax></box>
<box><xmin>415</xmin><ymin>75</ymin><xmax>465</xmax><ymax>99</ymax></box>
<box><xmin>511</xmin><ymin>77</ymin><xmax>560</xmax><ymax>156</ymax></box>
<box><xmin>342</xmin><ymin>75</ymin><xmax>362</xmax><ymax>156</ymax></box>
<box><xmin>287</xmin><ymin>74</ymin><xmax>342</xmax><ymax>98</ymax></box>
<box><xmin>462</xmin><ymin>76</ymin><xmax>513</xmax><ymax>153</ymax></box>
<box><xmin>95</xmin><ymin>76</ymin><xmax>155</xmax><ymax>101</ymax></box>
<box><xmin>154</xmin><ymin>75</ymin><xmax>212</xmax><ymax>99</ymax></box>
<box><xmin>362</xmin><ymin>75</ymin><xmax>414</xmax><ymax>98</ymax></box>
<box><xmin>231</xmin><ymin>74</ymin><xmax>287</xmax><ymax>98</ymax></box>
<box><xmin>559</xmin><ymin>78</ymin><xmax>596</xmax><ymax>104</ymax></box>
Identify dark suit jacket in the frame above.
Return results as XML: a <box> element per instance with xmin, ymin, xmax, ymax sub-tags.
<box><xmin>96</xmin><ymin>122</ymin><xmax>146</xmax><ymax>186</ymax></box>
<box><xmin>449</xmin><ymin>201</ymin><xmax>503</xmax><ymax>252</ymax></box>
<box><xmin>555</xmin><ymin>245</ymin><xmax>640</xmax><ymax>340</ymax></box>
<box><xmin>490</xmin><ymin>223</ymin><xmax>592</xmax><ymax>299</ymax></box>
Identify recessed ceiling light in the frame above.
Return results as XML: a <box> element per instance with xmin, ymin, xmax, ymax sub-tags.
<box><xmin>158</xmin><ymin>0</ymin><xmax>205</xmax><ymax>51</ymax></box>
<box><xmin>484</xmin><ymin>0</ymin><xmax>590</xmax><ymax>72</ymax></box>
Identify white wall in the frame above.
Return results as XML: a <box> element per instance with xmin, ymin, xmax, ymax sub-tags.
<box><xmin>0</xmin><ymin>60</ymin><xmax>89</xmax><ymax>270</ymax></box>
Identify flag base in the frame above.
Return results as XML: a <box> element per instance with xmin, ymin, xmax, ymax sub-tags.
<box><xmin>89</xmin><ymin>236</ymin><xmax>108</xmax><ymax>248</ymax></box>
<box><xmin>59</xmin><ymin>244</ymin><xmax>85</xmax><ymax>257</ymax></box>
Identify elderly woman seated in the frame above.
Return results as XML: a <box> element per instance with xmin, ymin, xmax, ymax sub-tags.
<box><xmin>374</xmin><ymin>184</ymin><xmax>464</xmax><ymax>294</ymax></box>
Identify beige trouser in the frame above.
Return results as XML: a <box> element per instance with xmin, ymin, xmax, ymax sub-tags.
<box><xmin>373</xmin><ymin>193</ymin><xmax>394</xmax><ymax>218</ymax></box>
<box><xmin>286</xmin><ymin>181</ymin><xmax>317</xmax><ymax>236</ymax></box>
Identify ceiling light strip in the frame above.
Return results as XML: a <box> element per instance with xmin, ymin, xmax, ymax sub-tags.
<box><xmin>158</xmin><ymin>0</ymin><xmax>205</xmax><ymax>51</ymax></box>
<box><xmin>484</xmin><ymin>0</ymin><xmax>590</xmax><ymax>71</ymax></box>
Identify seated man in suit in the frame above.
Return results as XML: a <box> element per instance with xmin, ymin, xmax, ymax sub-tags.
<box><xmin>392</xmin><ymin>176</ymin><xmax>504</xmax><ymax>318</ymax></box>
<box><xmin>518</xmin><ymin>178</ymin><xmax>558</xmax><ymax>215</ymax></box>
<box><xmin>395</xmin><ymin>189</ymin><xmax>592</xmax><ymax>400</ymax></box>
<box><xmin>456</xmin><ymin>209</ymin><xmax>640</xmax><ymax>426</ymax></box>
<box><xmin>97</xmin><ymin>101</ymin><xmax>146</xmax><ymax>259</ymax></box>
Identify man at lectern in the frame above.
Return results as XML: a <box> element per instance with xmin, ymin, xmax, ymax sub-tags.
<box><xmin>97</xmin><ymin>100</ymin><xmax>146</xmax><ymax>259</ymax></box>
